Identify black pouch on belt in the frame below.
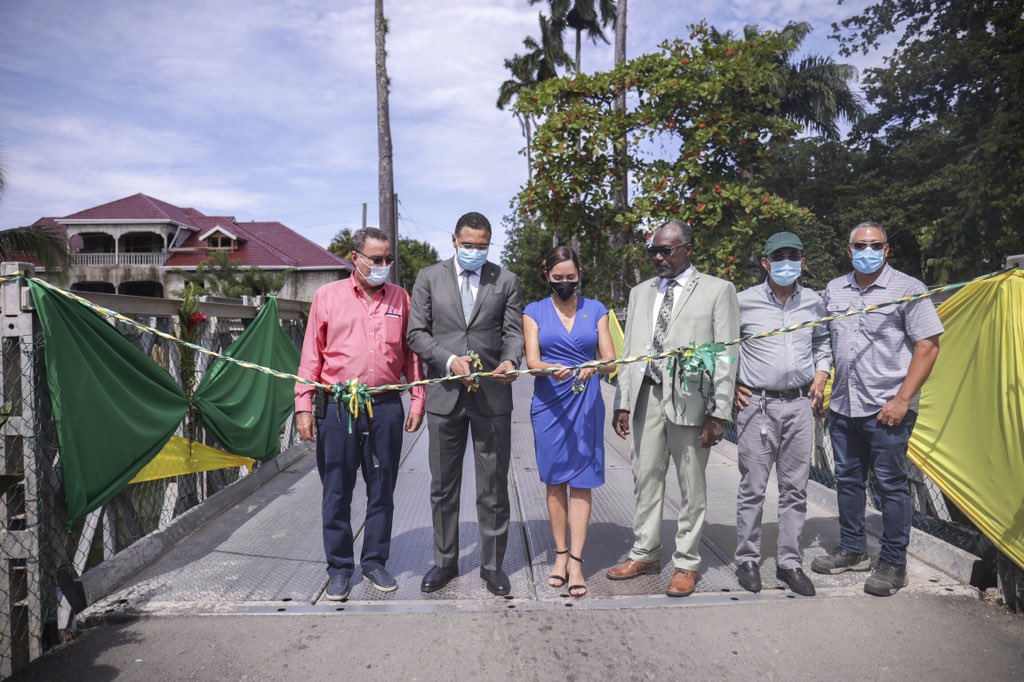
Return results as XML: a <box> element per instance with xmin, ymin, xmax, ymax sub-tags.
<box><xmin>313</xmin><ymin>386</ymin><xmax>328</xmax><ymax>420</ymax></box>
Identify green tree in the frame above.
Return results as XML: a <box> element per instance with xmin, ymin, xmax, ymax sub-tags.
<box><xmin>327</xmin><ymin>228</ymin><xmax>355</xmax><ymax>259</ymax></box>
<box><xmin>516</xmin><ymin>23</ymin><xmax>814</xmax><ymax>301</ymax></box>
<box><xmin>531</xmin><ymin>0</ymin><xmax>618</xmax><ymax>74</ymax></box>
<box><xmin>710</xmin><ymin>22</ymin><xmax>864</xmax><ymax>140</ymax></box>
<box><xmin>831</xmin><ymin>0</ymin><xmax>1024</xmax><ymax>281</ymax></box>
<box><xmin>0</xmin><ymin>145</ymin><xmax>71</xmax><ymax>275</ymax></box>
<box><xmin>328</xmin><ymin>228</ymin><xmax>438</xmax><ymax>291</ymax></box>
<box><xmin>396</xmin><ymin>236</ymin><xmax>439</xmax><ymax>290</ymax></box>
<box><xmin>176</xmin><ymin>250</ymin><xmax>288</xmax><ymax>298</ymax></box>
<box><xmin>498</xmin><ymin>14</ymin><xmax>574</xmax><ymax>179</ymax></box>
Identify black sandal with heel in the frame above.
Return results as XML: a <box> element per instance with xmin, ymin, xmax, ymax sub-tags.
<box><xmin>548</xmin><ymin>548</ymin><xmax>569</xmax><ymax>588</ymax></box>
<box><xmin>568</xmin><ymin>553</ymin><xmax>587</xmax><ymax>598</ymax></box>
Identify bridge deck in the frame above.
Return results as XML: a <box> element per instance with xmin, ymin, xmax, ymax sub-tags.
<box><xmin>85</xmin><ymin>378</ymin><xmax>967</xmax><ymax>618</ymax></box>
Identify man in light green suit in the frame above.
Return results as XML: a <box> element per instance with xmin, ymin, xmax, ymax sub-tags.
<box><xmin>607</xmin><ymin>220</ymin><xmax>739</xmax><ymax>597</ymax></box>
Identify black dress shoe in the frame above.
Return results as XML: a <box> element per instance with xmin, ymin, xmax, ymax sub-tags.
<box><xmin>480</xmin><ymin>567</ymin><xmax>511</xmax><ymax>596</ymax></box>
<box><xmin>421</xmin><ymin>565</ymin><xmax>458</xmax><ymax>593</ymax></box>
<box><xmin>776</xmin><ymin>567</ymin><xmax>816</xmax><ymax>596</ymax></box>
<box><xmin>736</xmin><ymin>560</ymin><xmax>762</xmax><ymax>593</ymax></box>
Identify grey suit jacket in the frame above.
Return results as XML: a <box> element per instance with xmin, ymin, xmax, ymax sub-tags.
<box><xmin>407</xmin><ymin>258</ymin><xmax>525</xmax><ymax>416</ymax></box>
<box><xmin>613</xmin><ymin>270</ymin><xmax>740</xmax><ymax>426</ymax></box>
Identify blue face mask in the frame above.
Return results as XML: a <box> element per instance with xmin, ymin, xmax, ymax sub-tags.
<box><xmin>768</xmin><ymin>259</ymin><xmax>801</xmax><ymax>287</ymax></box>
<box><xmin>852</xmin><ymin>248</ymin><xmax>885</xmax><ymax>274</ymax></box>
<box><xmin>456</xmin><ymin>245</ymin><xmax>488</xmax><ymax>271</ymax></box>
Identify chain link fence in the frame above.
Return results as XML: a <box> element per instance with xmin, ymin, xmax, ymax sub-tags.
<box><xmin>0</xmin><ymin>269</ymin><xmax>307</xmax><ymax>678</ymax></box>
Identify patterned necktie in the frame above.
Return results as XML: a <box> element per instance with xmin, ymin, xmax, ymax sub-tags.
<box><xmin>460</xmin><ymin>270</ymin><xmax>475</xmax><ymax>324</ymax></box>
<box><xmin>647</xmin><ymin>279</ymin><xmax>678</xmax><ymax>382</ymax></box>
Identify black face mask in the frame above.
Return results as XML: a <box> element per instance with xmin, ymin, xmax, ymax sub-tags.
<box><xmin>550</xmin><ymin>281</ymin><xmax>578</xmax><ymax>301</ymax></box>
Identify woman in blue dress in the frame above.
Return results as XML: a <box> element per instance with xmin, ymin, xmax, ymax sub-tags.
<box><xmin>523</xmin><ymin>246</ymin><xmax>616</xmax><ymax>598</ymax></box>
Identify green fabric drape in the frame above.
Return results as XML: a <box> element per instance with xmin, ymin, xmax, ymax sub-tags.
<box><xmin>28</xmin><ymin>281</ymin><xmax>187</xmax><ymax>525</ymax></box>
<box><xmin>194</xmin><ymin>298</ymin><xmax>300</xmax><ymax>461</ymax></box>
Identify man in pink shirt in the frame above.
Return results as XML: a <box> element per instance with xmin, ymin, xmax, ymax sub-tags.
<box><xmin>296</xmin><ymin>227</ymin><xmax>425</xmax><ymax>601</ymax></box>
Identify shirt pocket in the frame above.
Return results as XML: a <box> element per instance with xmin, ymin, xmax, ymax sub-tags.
<box><xmin>862</xmin><ymin>307</ymin><xmax>902</xmax><ymax>338</ymax></box>
<box><xmin>384</xmin><ymin>312</ymin><xmax>404</xmax><ymax>340</ymax></box>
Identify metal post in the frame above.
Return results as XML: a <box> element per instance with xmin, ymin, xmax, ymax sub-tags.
<box><xmin>0</xmin><ymin>262</ymin><xmax>58</xmax><ymax>676</ymax></box>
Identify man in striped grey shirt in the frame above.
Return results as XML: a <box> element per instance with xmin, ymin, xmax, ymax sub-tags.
<box><xmin>811</xmin><ymin>221</ymin><xmax>943</xmax><ymax>597</ymax></box>
<box><xmin>733</xmin><ymin>231</ymin><xmax>831</xmax><ymax>597</ymax></box>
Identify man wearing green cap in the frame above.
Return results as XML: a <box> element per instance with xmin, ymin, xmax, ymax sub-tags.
<box><xmin>733</xmin><ymin>231</ymin><xmax>831</xmax><ymax>596</ymax></box>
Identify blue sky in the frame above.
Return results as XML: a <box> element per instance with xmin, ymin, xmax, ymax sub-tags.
<box><xmin>0</xmin><ymin>0</ymin><xmax>882</xmax><ymax>258</ymax></box>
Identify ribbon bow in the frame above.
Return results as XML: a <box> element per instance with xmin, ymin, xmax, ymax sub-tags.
<box><xmin>465</xmin><ymin>350</ymin><xmax>485</xmax><ymax>392</ymax></box>
<box><xmin>333</xmin><ymin>378</ymin><xmax>374</xmax><ymax>433</ymax></box>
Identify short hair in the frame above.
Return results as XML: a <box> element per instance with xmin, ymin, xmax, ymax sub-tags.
<box><xmin>657</xmin><ymin>219</ymin><xmax>694</xmax><ymax>246</ymax></box>
<box><xmin>352</xmin><ymin>227</ymin><xmax>389</xmax><ymax>253</ymax></box>
<box><xmin>538</xmin><ymin>245</ymin><xmax>580</xmax><ymax>282</ymax></box>
<box><xmin>849</xmin><ymin>221</ymin><xmax>886</xmax><ymax>243</ymax></box>
<box><xmin>454</xmin><ymin>212</ymin><xmax>492</xmax><ymax>237</ymax></box>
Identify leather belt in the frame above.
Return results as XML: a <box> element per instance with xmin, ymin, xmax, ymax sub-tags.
<box><xmin>738</xmin><ymin>384</ymin><xmax>811</xmax><ymax>400</ymax></box>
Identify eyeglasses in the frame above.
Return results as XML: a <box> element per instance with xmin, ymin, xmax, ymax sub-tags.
<box><xmin>646</xmin><ymin>243</ymin><xmax>690</xmax><ymax>259</ymax></box>
<box><xmin>356</xmin><ymin>251</ymin><xmax>394</xmax><ymax>266</ymax></box>
<box><xmin>850</xmin><ymin>241</ymin><xmax>886</xmax><ymax>251</ymax></box>
<box><xmin>767</xmin><ymin>250</ymin><xmax>801</xmax><ymax>262</ymax></box>
<box><xmin>457</xmin><ymin>240</ymin><xmax>490</xmax><ymax>252</ymax></box>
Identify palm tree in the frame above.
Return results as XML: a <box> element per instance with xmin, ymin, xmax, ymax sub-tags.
<box><xmin>530</xmin><ymin>0</ymin><xmax>617</xmax><ymax>75</ymax></box>
<box><xmin>497</xmin><ymin>14</ymin><xmax>573</xmax><ymax>178</ymax></box>
<box><xmin>0</xmin><ymin>146</ymin><xmax>70</xmax><ymax>274</ymax></box>
<box><xmin>374</xmin><ymin>0</ymin><xmax>398</xmax><ymax>282</ymax></box>
<box><xmin>711</xmin><ymin>21</ymin><xmax>865</xmax><ymax>139</ymax></box>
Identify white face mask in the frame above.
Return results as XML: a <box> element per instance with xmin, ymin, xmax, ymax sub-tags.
<box><xmin>357</xmin><ymin>253</ymin><xmax>391</xmax><ymax>286</ymax></box>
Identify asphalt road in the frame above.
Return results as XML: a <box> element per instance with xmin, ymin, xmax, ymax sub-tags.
<box><xmin>12</xmin><ymin>592</ymin><xmax>1024</xmax><ymax>681</ymax></box>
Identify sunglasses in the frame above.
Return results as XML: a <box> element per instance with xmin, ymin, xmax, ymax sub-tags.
<box><xmin>356</xmin><ymin>251</ymin><xmax>394</xmax><ymax>266</ymax></box>
<box><xmin>850</xmin><ymin>241</ymin><xmax>886</xmax><ymax>251</ymax></box>
<box><xmin>646</xmin><ymin>243</ymin><xmax>690</xmax><ymax>259</ymax></box>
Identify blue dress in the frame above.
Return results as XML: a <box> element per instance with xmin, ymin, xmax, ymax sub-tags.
<box><xmin>524</xmin><ymin>296</ymin><xmax>607</xmax><ymax>488</ymax></box>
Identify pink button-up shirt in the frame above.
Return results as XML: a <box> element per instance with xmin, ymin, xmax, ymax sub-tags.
<box><xmin>296</xmin><ymin>277</ymin><xmax>425</xmax><ymax>415</ymax></box>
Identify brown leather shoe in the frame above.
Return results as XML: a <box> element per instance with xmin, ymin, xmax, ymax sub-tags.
<box><xmin>666</xmin><ymin>569</ymin><xmax>698</xmax><ymax>597</ymax></box>
<box><xmin>606</xmin><ymin>559</ymin><xmax>660</xmax><ymax>580</ymax></box>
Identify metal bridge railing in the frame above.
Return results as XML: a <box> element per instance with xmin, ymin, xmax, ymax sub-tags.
<box><xmin>0</xmin><ymin>263</ymin><xmax>307</xmax><ymax>678</ymax></box>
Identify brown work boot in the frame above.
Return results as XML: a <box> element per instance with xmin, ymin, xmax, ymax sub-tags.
<box><xmin>666</xmin><ymin>569</ymin><xmax>698</xmax><ymax>597</ymax></box>
<box><xmin>606</xmin><ymin>558</ymin><xmax>660</xmax><ymax>581</ymax></box>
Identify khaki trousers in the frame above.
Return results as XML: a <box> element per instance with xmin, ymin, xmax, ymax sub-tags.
<box><xmin>628</xmin><ymin>380</ymin><xmax>709</xmax><ymax>571</ymax></box>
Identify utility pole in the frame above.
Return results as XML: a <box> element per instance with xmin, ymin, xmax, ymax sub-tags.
<box><xmin>361</xmin><ymin>202</ymin><xmax>367</xmax><ymax>229</ymax></box>
<box><xmin>392</xmin><ymin>192</ymin><xmax>401</xmax><ymax>286</ymax></box>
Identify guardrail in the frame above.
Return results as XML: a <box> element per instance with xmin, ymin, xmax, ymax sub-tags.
<box><xmin>0</xmin><ymin>262</ymin><xmax>307</xmax><ymax>678</ymax></box>
<box><xmin>73</xmin><ymin>252</ymin><xmax>169</xmax><ymax>266</ymax></box>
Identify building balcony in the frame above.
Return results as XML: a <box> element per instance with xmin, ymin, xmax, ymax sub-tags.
<box><xmin>73</xmin><ymin>252</ymin><xmax>169</xmax><ymax>266</ymax></box>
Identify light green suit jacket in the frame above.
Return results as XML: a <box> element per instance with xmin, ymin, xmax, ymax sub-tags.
<box><xmin>613</xmin><ymin>270</ymin><xmax>740</xmax><ymax>426</ymax></box>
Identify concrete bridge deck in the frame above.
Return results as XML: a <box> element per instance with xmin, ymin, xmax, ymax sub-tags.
<box><xmin>82</xmin><ymin>378</ymin><xmax>970</xmax><ymax>617</ymax></box>
<box><xmin>14</xmin><ymin>378</ymin><xmax>1024</xmax><ymax>681</ymax></box>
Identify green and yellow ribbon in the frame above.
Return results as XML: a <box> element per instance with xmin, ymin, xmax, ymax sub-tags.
<box><xmin>5</xmin><ymin>266</ymin><xmax>1012</xmax><ymax>426</ymax></box>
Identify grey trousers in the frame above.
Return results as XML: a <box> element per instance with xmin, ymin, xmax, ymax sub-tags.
<box><xmin>427</xmin><ymin>391</ymin><xmax>512</xmax><ymax>572</ymax></box>
<box><xmin>734</xmin><ymin>394</ymin><xmax>813</xmax><ymax>569</ymax></box>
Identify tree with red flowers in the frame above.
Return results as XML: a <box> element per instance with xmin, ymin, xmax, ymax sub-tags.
<box><xmin>515</xmin><ymin>23</ymin><xmax>812</xmax><ymax>296</ymax></box>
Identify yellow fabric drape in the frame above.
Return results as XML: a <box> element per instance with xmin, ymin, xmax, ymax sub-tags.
<box><xmin>607</xmin><ymin>309</ymin><xmax>626</xmax><ymax>380</ymax></box>
<box><xmin>129</xmin><ymin>435</ymin><xmax>256</xmax><ymax>484</ymax></box>
<box><xmin>908</xmin><ymin>271</ymin><xmax>1024</xmax><ymax>569</ymax></box>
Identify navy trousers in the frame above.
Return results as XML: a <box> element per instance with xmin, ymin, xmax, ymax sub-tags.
<box><xmin>316</xmin><ymin>395</ymin><xmax>404</xmax><ymax>578</ymax></box>
<box><xmin>829</xmin><ymin>410</ymin><xmax>917</xmax><ymax>566</ymax></box>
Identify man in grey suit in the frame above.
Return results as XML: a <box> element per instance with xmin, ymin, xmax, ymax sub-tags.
<box><xmin>607</xmin><ymin>220</ymin><xmax>739</xmax><ymax>597</ymax></box>
<box><xmin>407</xmin><ymin>211</ymin><xmax>525</xmax><ymax>596</ymax></box>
